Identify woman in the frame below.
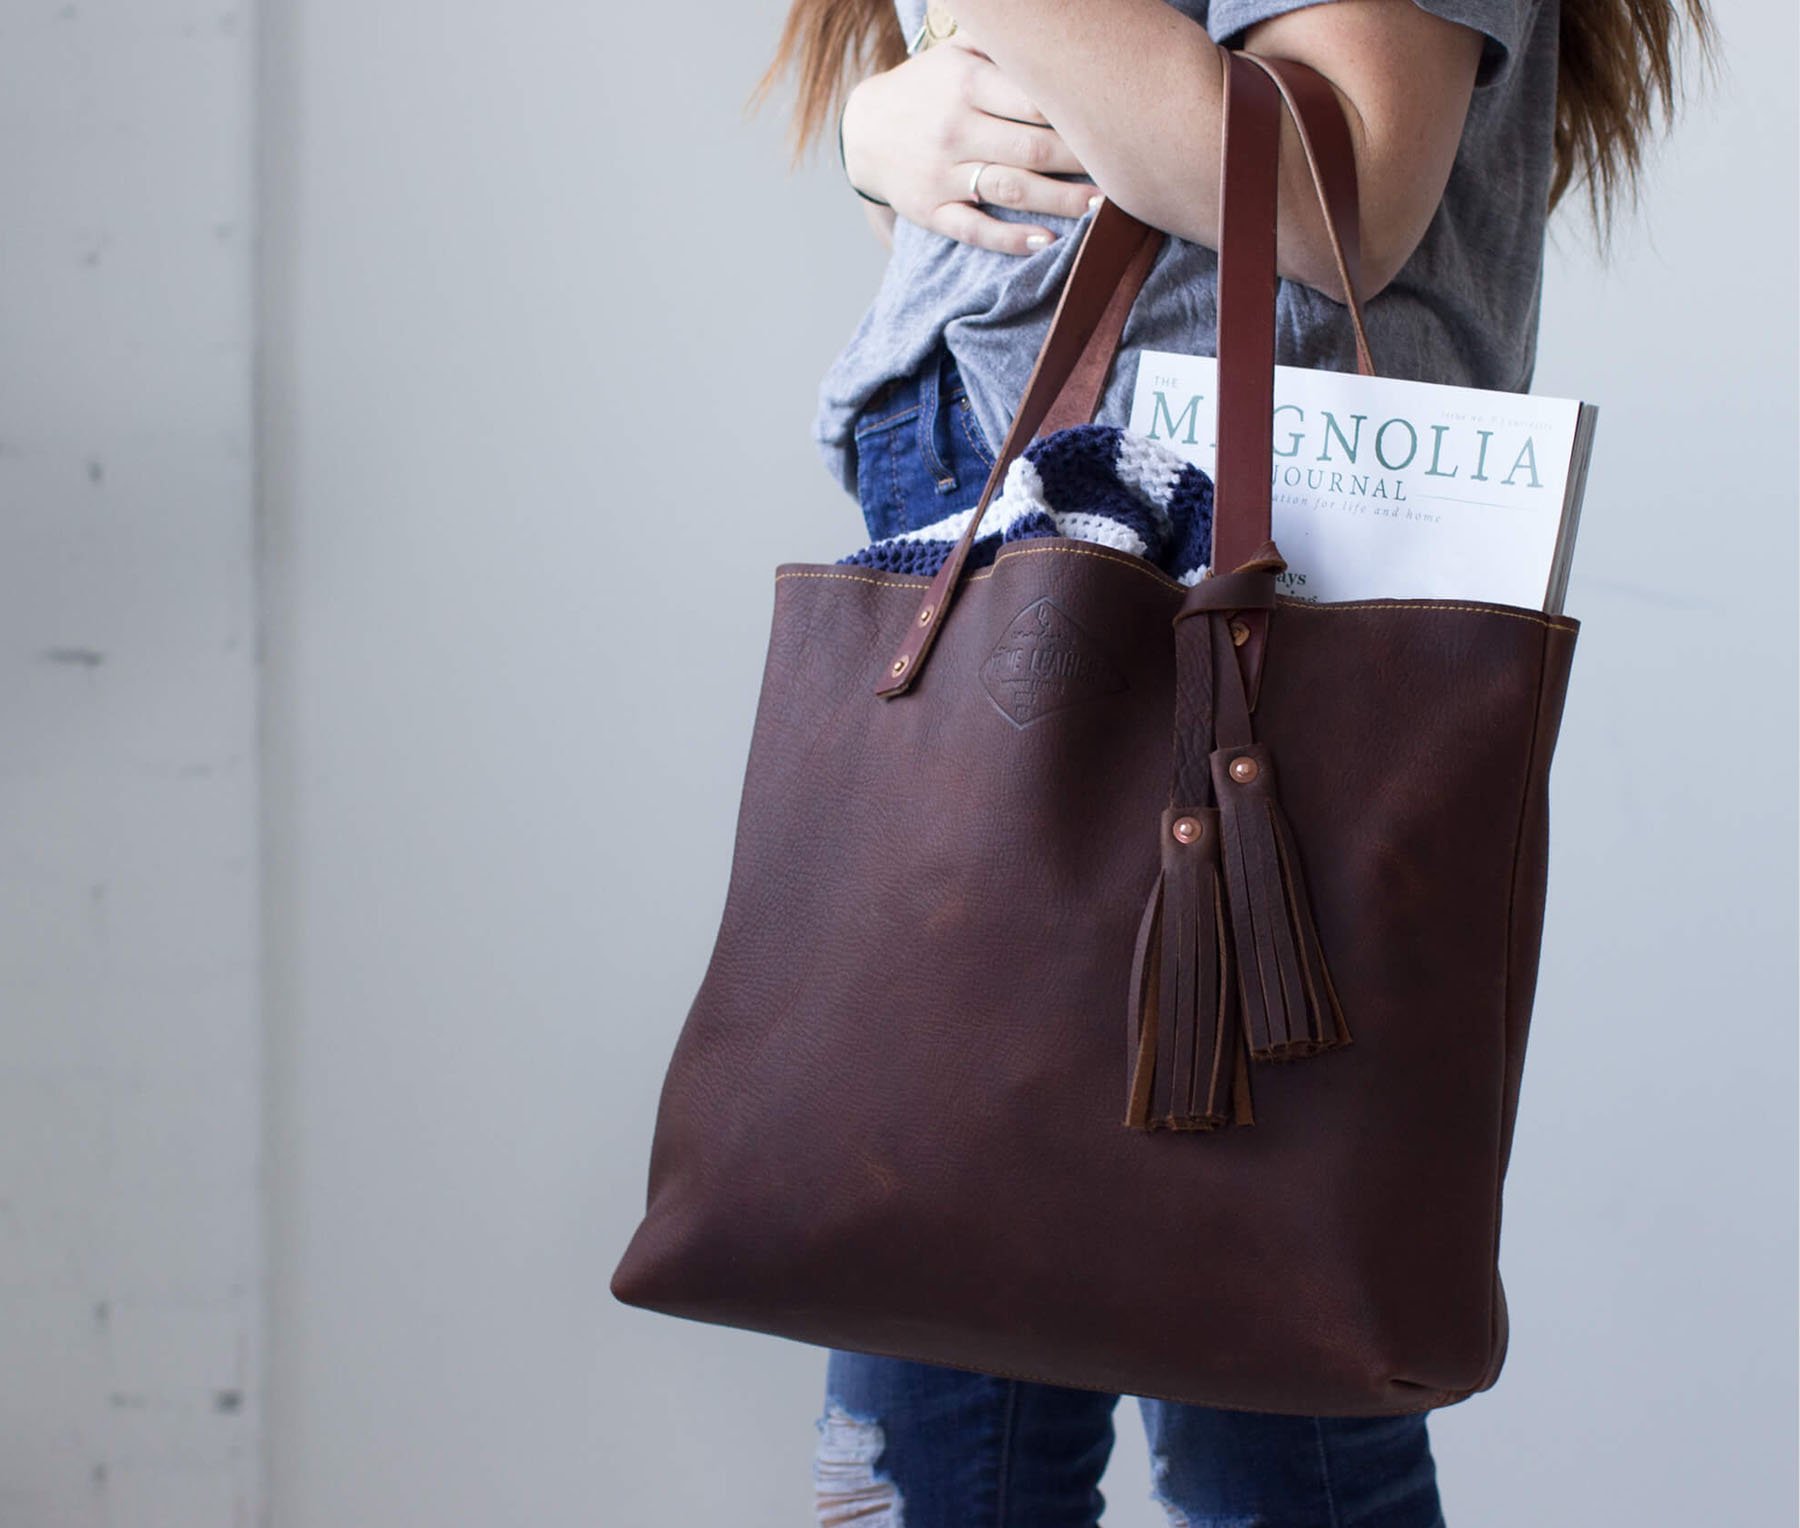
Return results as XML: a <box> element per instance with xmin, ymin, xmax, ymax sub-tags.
<box><xmin>753</xmin><ymin>1</ymin><xmax>1714</xmax><ymax>1522</ymax></box>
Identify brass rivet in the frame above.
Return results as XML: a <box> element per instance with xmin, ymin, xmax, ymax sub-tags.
<box><xmin>917</xmin><ymin>604</ymin><xmax>935</xmax><ymax>626</ymax></box>
<box><xmin>1229</xmin><ymin>755</ymin><xmax>1259</xmax><ymax>784</ymax></box>
<box><xmin>1171</xmin><ymin>816</ymin><xmax>1202</xmax><ymax>844</ymax></box>
<box><xmin>1229</xmin><ymin>618</ymin><xmax>1250</xmax><ymax>647</ymax></box>
<box><xmin>890</xmin><ymin>655</ymin><xmax>910</xmax><ymax>677</ymax></box>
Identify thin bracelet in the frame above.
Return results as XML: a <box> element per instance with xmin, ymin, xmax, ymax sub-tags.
<box><xmin>837</xmin><ymin>97</ymin><xmax>891</xmax><ymax>208</ymax></box>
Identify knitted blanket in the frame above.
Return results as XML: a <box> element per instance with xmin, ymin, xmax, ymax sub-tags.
<box><xmin>839</xmin><ymin>424</ymin><xmax>1216</xmax><ymax>584</ymax></box>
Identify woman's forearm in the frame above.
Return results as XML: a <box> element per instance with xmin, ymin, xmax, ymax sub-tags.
<box><xmin>948</xmin><ymin>3</ymin><xmax>1224</xmax><ymax>225</ymax></box>
<box><xmin>945</xmin><ymin>0</ymin><xmax>1485</xmax><ymax>301</ymax></box>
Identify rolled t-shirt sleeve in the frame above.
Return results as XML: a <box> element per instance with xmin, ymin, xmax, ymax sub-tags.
<box><xmin>1205</xmin><ymin>0</ymin><xmax>1530</xmax><ymax>91</ymax></box>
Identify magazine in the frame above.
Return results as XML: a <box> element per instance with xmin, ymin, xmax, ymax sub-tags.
<box><xmin>1127</xmin><ymin>349</ymin><xmax>1598</xmax><ymax>614</ymax></box>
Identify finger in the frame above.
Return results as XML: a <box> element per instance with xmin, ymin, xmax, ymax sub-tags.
<box><xmin>930</xmin><ymin>200</ymin><xmax>1061</xmax><ymax>257</ymax></box>
<box><xmin>961</xmin><ymin>111</ymin><xmax>1089</xmax><ymax>178</ymax></box>
<box><xmin>955</xmin><ymin>50</ymin><xmax>1050</xmax><ymax>126</ymax></box>
<box><xmin>958</xmin><ymin>161</ymin><xmax>1100</xmax><ymax>223</ymax></box>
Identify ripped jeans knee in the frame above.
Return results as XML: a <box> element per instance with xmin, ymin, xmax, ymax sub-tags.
<box><xmin>1147</xmin><ymin>1445</ymin><xmax>1256</xmax><ymax>1528</ymax></box>
<box><xmin>814</xmin><ymin>1403</ymin><xmax>906</xmax><ymax>1527</ymax></box>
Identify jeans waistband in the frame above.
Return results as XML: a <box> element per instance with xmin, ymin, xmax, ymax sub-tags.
<box><xmin>863</xmin><ymin>342</ymin><xmax>966</xmax><ymax>421</ymax></box>
<box><xmin>853</xmin><ymin>341</ymin><xmax>986</xmax><ymax>493</ymax></box>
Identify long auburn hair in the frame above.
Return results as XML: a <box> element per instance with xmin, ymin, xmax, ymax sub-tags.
<box><xmin>746</xmin><ymin>0</ymin><xmax>1720</xmax><ymax>251</ymax></box>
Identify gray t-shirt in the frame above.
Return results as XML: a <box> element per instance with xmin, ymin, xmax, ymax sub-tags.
<box><xmin>813</xmin><ymin>0</ymin><xmax>1557</xmax><ymax>497</ymax></box>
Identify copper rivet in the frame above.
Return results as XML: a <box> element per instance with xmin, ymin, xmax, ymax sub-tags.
<box><xmin>918</xmin><ymin>605</ymin><xmax>934</xmax><ymax>626</ymax></box>
<box><xmin>1229</xmin><ymin>618</ymin><xmax>1250</xmax><ymax>647</ymax></box>
<box><xmin>890</xmin><ymin>655</ymin><xmax>910</xmax><ymax>677</ymax></box>
<box><xmin>1172</xmin><ymin>816</ymin><xmax>1202</xmax><ymax>844</ymax></box>
<box><xmin>1229</xmin><ymin>755</ymin><xmax>1259</xmax><ymax>784</ymax></box>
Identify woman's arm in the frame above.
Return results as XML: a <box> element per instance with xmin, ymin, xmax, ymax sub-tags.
<box><xmin>943</xmin><ymin>0</ymin><xmax>1487</xmax><ymax>300</ymax></box>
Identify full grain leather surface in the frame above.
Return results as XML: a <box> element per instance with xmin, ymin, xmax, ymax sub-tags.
<box><xmin>611</xmin><ymin>49</ymin><xmax>1582</xmax><ymax>1414</ymax></box>
<box><xmin>612</xmin><ymin>542</ymin><xmax>1578</xmax><ymax>1413</ymax></box>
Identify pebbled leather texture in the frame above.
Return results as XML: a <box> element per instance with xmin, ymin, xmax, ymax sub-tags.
<box><xmin>611</xmin><ymin>49</ymin><xmax>1583</xmax><ymax>1415</ymax></box>
<box><xmin>613</xmin><ymin>550</ymin><xmax>1579</xmax><ymax>1414</ymax></box>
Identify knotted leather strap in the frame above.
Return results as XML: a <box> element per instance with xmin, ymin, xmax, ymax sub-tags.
<box><xmin>1122</xmin><ymin>53</ymin><xmax>1362</xmax><ymax>1129</ymax></box>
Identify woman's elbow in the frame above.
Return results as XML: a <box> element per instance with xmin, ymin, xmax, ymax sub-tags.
<box><xmin>1289</xmin><ymin>185</ymin><xmax>1439</xmax><ymax>308</ymax></box>
<box><xmin>1280</xmin><ymin>220</ymin><xmax>1406</xmax><ymax>310</ymax></box>
<box><xmin>1357</xmin><ymin>221</ymin><xmax>1420</xmax><ymax>303</ymax></box>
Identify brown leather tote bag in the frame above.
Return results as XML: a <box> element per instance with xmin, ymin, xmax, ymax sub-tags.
<box><xmin>611</xmin><ymin>50</ymin><xmax>1580</xmax><ymax>1416</ymax></box>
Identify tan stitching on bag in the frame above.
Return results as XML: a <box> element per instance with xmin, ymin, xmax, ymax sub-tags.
<box><xmin>983</xmin><ymin>541</ymin><xmax>1182</xmax><ymax>589</ymax></box>
<box><xmin>775</xmin><ymin>557</ymin><xmax>1580</xmax><ymax>632</ymax></box>
<box><xmin>775</xmin><ymin>569</ymin><xmax>925</xmax><ymax>590</ymax></box>
<box><xmin>1289</xmin><ymin>600</ymin><xmax>1579</xmax><ymax>632</ymax></box>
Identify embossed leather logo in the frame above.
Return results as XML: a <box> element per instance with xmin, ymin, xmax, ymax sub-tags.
<box><xmin>980</xmin><ymin>598</ymin><xmax>1127</xmax><ymax>727</ymax></box>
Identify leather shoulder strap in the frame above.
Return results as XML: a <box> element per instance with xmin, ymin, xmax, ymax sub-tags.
<box><xmin>874</xmin><ymin>206</ymin><xmax>1161</xmax><ymax>696</ymax></box>
<box><xmin>1034</xmin><ymin>52</ymin><xmax>1375</xmax><ymax>438</ymax></box>
<box><xmin>1209</xmin><ymin>50</ymin><xmax>1284</xmax><ymax>573</ymax></box>
<box><xmin>877</xmin><ymin>48</ymin><xmax>1373</xmax><ymax>697</ymax></box>
<box><xmin>1248</xmin><ymin>54</ymin><xmax>1374</xmax><ymax>374</ymax></box>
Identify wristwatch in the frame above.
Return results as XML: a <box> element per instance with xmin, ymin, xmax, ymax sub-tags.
<box><xmin>908</xmin><ymin>3</ymin><xmax>958</xmax><ymax>54</ymax></box>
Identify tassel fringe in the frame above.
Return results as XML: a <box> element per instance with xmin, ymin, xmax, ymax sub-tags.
<box><xmin>1211</xmin><ymin>742</ymin><xmax>1352</xmax><ymax>1063</ymax></box>
<box><xmin>1125</xmin><ymin>808</ymin><xmax>1254</xmax><ymax>1131</ymax></box>
<box><xmin>1124</xmin><ymin>573</ymin><xmax>1350</xmax><ymax>1135</ymax></box>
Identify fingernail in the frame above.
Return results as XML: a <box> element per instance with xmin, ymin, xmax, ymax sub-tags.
<box><xmin>1087</xmin><ymin>194</ymin><xmax>1103</xmax><ymax>210</ymax></box>
<box><xmin>1025</xmin><ymin>233</ymin><xmax>1051</xmax><ymax>249</ymax></box>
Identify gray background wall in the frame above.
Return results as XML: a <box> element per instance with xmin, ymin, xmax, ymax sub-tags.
<box><xmin>259</xmin><ymin>0</ymin><xmax>1797</xmax><ymax>1521</ymax></box>
<box><xmin>0</xmin><ymin>5</ymin><xmax>262</xmax><ymax>1525</ymax></box>
<box><xmin>2</xmin><ymin>0</ymin><xmax>1793</xmax><ymax>1524</ymax></box>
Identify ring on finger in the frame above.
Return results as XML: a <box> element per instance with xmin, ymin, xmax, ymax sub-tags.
<box><xmin>968</xmin><ymin>161</ymin><xmax>989</xmax><ymax>205</ymax></box>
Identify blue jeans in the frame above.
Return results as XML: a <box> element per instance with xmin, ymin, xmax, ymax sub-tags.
<box><xmin>850</xmin><ymin>344</ymin><xmax>1000</xmax><ymax>543</ymax></box>
<box><xmin>817</xmin><ymin>343</ymin><xmax>1447</xmax><ymax>1528</ymax></box>
<box><xmin>816</xmin><ymin>1352</ymin><xmax>1446</xmax><ymax>1528</ymax></box>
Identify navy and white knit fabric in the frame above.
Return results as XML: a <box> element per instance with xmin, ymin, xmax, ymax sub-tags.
<box><xmin>839</xmin><ymin>425</ymin><xmax>1216</xmax><ymax>584</ymax></box>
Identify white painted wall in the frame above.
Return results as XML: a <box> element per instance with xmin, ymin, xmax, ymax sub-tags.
<box><xmin>0</xmin><ymin>4</ymin><xmax>262</xmax><ymax>1526</ymax></box>
<box><xmin>257</xmin><ymin>1</ymin><xmax>1796</xmax><ymax>1520</ymax></box>
<box><xmin>4</xmin><ymin>1</ymin><xmax>1790</xmax><ymax>1525</ymax></box>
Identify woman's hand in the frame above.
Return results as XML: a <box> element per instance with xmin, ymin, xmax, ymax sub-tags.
<box><xmin>840</xmin><ymin>37</ymin><xmax>1100</xmax><ymax>255</ymax></box>
<box><xmin>934</xmin><ymin>0</ymin><xmax>1489</xmax><ymax>300</ymax></box>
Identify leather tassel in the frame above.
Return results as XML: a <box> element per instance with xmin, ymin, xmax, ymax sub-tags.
<box><xmin>1124</xmin><ymin>807</ymin><xmax>1255</xmax><ymax>1131</ymax></box>
<box><xmin>1210</xmin><ymin>740</ymin><xmax>1352</xmax><ymax>1062</ymax></box>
